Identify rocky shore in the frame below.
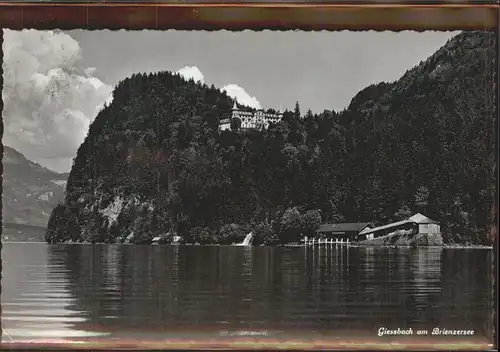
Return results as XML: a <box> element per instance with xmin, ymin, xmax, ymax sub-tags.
<box><xmin>441</xmin><ymin>244</ymin><xmax>493</xmax><ymax>249</ymax></box>
<box><xmin>357</xmin><ymin>232</ymin><xmax>443</xmax><ymax>247</ymax></box>
<box><xmin>354</xmin><ymin>232</ymin><xmax>492</xmax><ymax>249</ymax></box>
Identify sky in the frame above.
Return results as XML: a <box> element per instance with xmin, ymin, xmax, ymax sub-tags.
<box><xmin>2</xmin><ymin>29</ymin><xmax>458</xmax><ymax>173</ymax></box>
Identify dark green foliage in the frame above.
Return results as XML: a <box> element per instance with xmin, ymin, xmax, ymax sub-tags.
<box><xmin>274</xmin><ymin>207</ymin><xmax>322</xmax><ymax>243</ymax></box>
<box><xmin>190</xmin><ymin>226</ymin><xmax>216</xmax><ymax>244</ymax></box>
<box><xmin>302</xmin><ymin>209</ymin><xmax>322</xmax><ymax>237</ymax></box>
<box><xmin>218</xmin><ymin>224</ymin><xmax>250</xmax><ymax>245</ymax></box>
<box><xmin>253</xmin><ymin>221</ymin><xmax>279</xmax><ymax>245</ymax></box>
<box><xmin>46</xmin><ymin>203</ymin><xmax>83</xmax><ymax>243</ymax></box>
<box><xmin>294</xmin><ymin>101</ymin><xmax>301</xmax><ymax>119</ymax></box>
<box><xmin>47</xmin><ymin>31</ymin><xmax>496</xmax><ymax>245</ymax></box>
<box><xmin>278</xmin><ymin>207</ymin><xmax>304</xmax><ymax>243</ymax></box>
<box><xmin>394</xmin><ymin>204</ymin><xmax>413</xmax><ymax>221</ymax></box>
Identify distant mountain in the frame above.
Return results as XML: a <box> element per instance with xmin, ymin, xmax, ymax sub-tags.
<box><xmin>2</xmin><ymin>146</ymin><xmax>68</xmax><ymax>227</ymax></box>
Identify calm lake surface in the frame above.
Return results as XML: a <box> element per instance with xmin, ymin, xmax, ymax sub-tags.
<box><xmin>1</xmin><ymin>242</ymin><xmax>494</xmax><ymax>344</ymax></box>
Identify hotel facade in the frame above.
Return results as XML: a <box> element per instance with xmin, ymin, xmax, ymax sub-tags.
<box><xmin>219</xmin><ymin>102</ymin><xmax>283</xmax><ymax>131</ymax></box>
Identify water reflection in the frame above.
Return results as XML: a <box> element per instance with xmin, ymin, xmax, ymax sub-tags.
<box><xmin>437</xmin><ymin>249</ymin><xmax>493</xmax><ymax>339</ymax></box>
<box><xmin>363</xmin><ymin>246</ymin><xmax>375</xmax><ymax>273</ymax></box>
<box><xmin>1</xmin><ymin>244</ymin><xmax>109</xmax><ymax>341</ymax></box>
<box><xmin>409</xmin><ymin>248</ymin><xmax>443</xmax><ymax>305</ymax></box>
<box><xmin>242</xmin><ymin>247</ymin><xmax>253</xmax><ymax>276</ymax></box>
<box><xmin>1</xmin><ymin>243</ymin><xmax>493</xmax><ymax>342</ymax></box>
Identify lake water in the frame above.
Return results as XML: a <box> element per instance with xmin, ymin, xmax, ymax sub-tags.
<box><xmin>1</xmin><ymin>243</ymin><xmax>494</xmax><ymax>348</ymax></box>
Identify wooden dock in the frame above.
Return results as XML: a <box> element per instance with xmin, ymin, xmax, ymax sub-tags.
<box><xmin>303</xmin><ymin>237</ymin><xmax>351</xmax><ymax>247</ymax></box>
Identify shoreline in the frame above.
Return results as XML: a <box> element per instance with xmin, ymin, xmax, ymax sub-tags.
<box><xmin>347</xmin><ymin>243</ymin><xmax>493</xmax><ymax>250</ymax></box>
<box><xmin>441</xmin><ymin>244</ymin><xmax>493</xmax><ymax>250</ymax></box>
<box><xmin>3</xmin><ymin>241</ymin><xmax>493</xmax><ymax>250</ymax></box>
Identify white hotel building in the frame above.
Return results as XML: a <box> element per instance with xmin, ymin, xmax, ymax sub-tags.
<box><xmin>219</xmin><ymin>102</ymin><xmax>283</xmax><ymax>132</ymax></box>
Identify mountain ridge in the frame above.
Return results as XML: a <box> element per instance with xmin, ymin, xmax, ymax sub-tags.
<box><xmin>2</xmin><ymin>145</ymin><xmax>68</xmax><ymax>227</ymax></box>
<box><xmin>46</xmin><ymin>30</ymin><xmax>496</xmax><ymax>245</ymax></box>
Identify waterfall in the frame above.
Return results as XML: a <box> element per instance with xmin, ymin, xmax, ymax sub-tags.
<box><xmin>236</xmin><ymin>232</ymin><xmax>254</xmax><ymax>246</ymax></box>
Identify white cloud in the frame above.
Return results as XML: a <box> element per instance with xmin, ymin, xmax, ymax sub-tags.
<box><xmin>2</xmin><ymin>29</ymin><xmax>113</xmax><ymax>173</ymax></box>
<box><xmin>221</xmin><ymin>84</ymin><xmax>262</xmax><ymax>109</ymax></box>
<box><xmin>177</xmin><ymin>66</ymin><xmax>204</xmax><ymax>84</ymax></box>
<box><xmin>176</xmin><ymin>66</ymin><xmax>262</xmax><ymax>109</ymax></box>
<box><xmin>2</xmin><ymin>32</ymin><xmax>262</xmax><ymax>173</ymax></box>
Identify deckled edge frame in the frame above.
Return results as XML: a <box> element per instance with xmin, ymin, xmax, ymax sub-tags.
<box><xmin>0</xmin><ymin>2</ymin><xmax>498</xmax><ymax>350</ymax></box>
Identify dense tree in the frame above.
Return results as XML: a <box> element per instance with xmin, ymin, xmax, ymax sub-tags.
<box><xmin>253</xmin><ymin>221</ymin><xmax>279</xmax><ymax>245</ymax></box>
<box><xmin>294</xmin><ymin>101</ymin><xmax>301</xmax><ymax>119</ymax></box>
<box><xmin>47</xmin><ymin>31</ymin><xmax>496</xmax><ymax>245</ymax></box>
<box><xmin>302</xmin><ymin>209</ymin><xmax>322</xmax><ymax>237</ymax></box>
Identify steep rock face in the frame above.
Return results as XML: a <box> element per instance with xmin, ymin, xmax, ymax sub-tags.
<box><xmin>46</xmin><ymin>31</ymin><xmax>496</xmax><ymax>245</ymax></box>
<box><xmin>2</xmin><ymin>146</ymin><xmax>67</xmax><ymax>227</ymax></box>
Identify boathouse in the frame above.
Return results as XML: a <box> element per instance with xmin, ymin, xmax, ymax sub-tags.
<box><xmin>357</xmin><ymin>213</ymin><xmax>440</xmax><ymax>241</ymax></box>
<box><xmin>315</xmin><ymin>222</ymin><xmax>372</xmax><ymax>242</ymax></box>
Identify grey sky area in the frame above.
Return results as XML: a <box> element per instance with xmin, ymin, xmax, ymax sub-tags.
<box><xmin>3</xmin><ymin>29</ymin><xmax>458</xmax><ymax>173</ymax></box>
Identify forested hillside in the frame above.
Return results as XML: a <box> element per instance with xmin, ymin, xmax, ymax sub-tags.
<box><xmin>46</xmin><ymin>31</ymin><xmax>496</xmax><ymax>245</ymax></box>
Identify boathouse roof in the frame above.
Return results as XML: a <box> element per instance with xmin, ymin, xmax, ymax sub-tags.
<box><xmin>316</xmin><ymin>222</ymin><xmax>372</xmax><ymax>234</ymax></box>
<box><xmin>408</xmin><ymin>213</ymin><xmax>438</xmax><ymax>224</ymax></box>
<box><xmin>359</xmin><ymin>213</ymin><xmax>438</xmax><ymax>235</ymax></box>
<box><xmin>358</xmin><ymin>219</ymin><xmax>409</xmax><ymax>235</ymax></box>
